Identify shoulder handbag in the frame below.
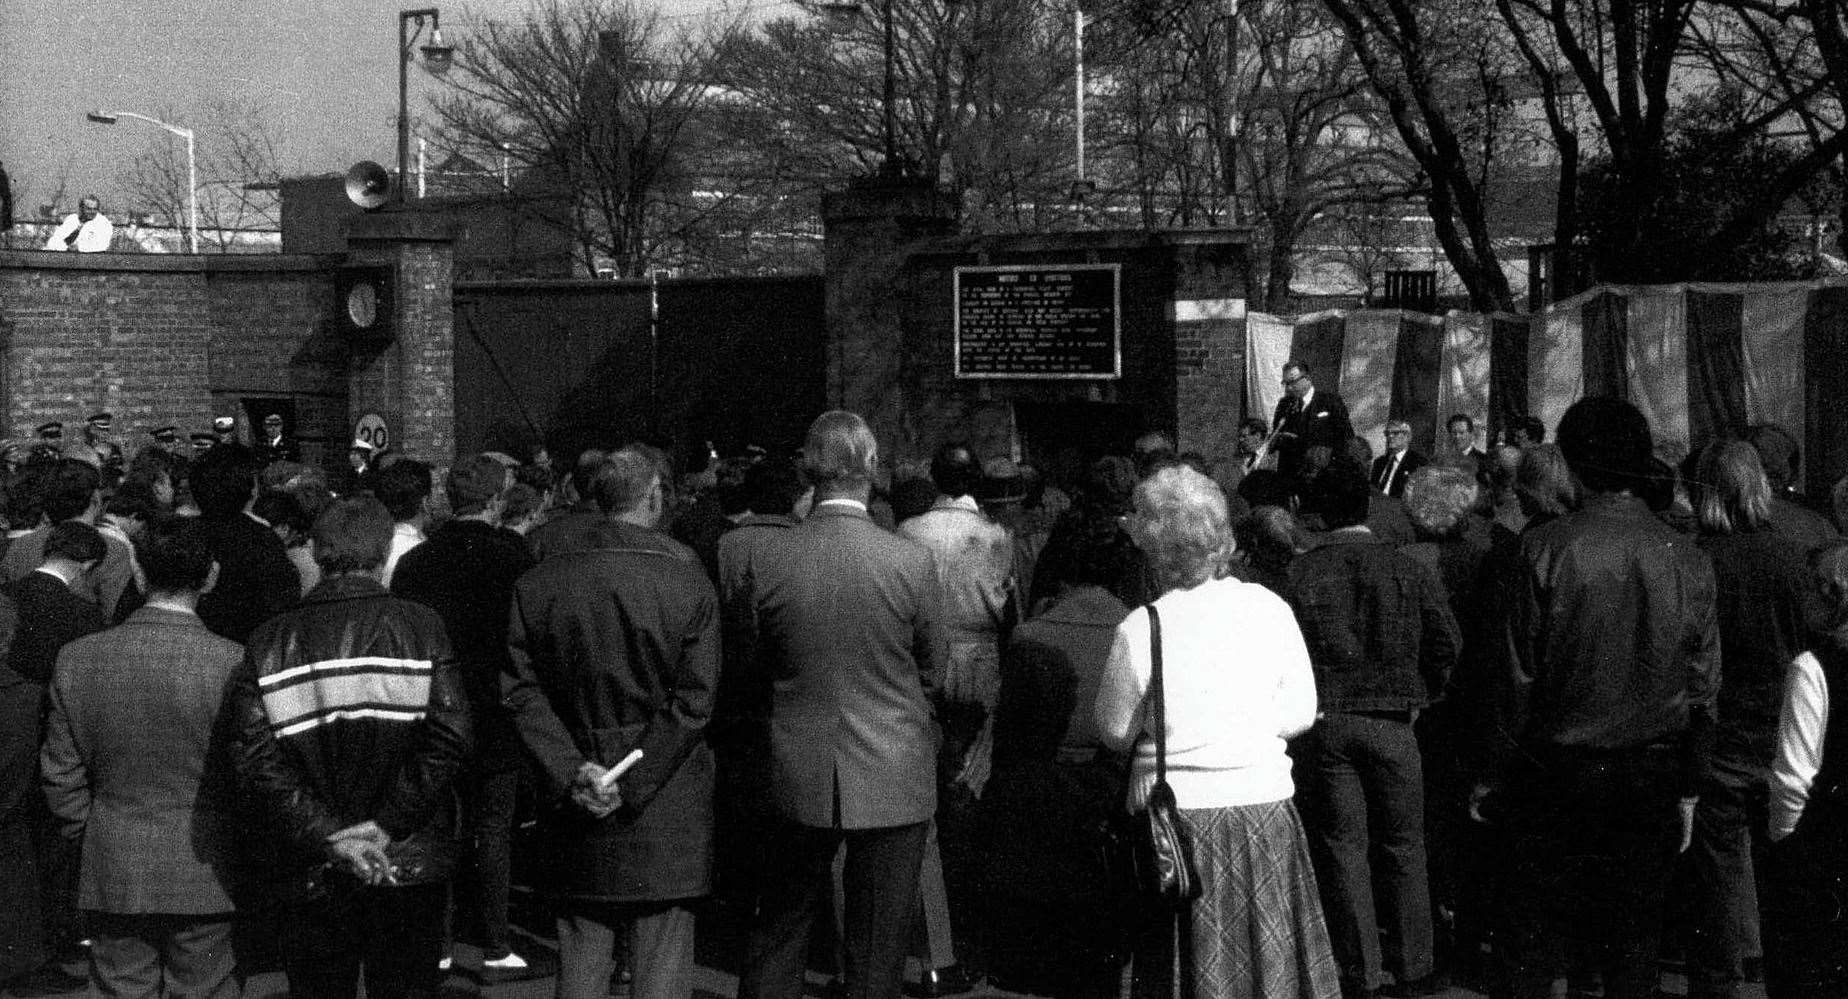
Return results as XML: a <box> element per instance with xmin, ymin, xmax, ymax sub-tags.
<box><xmin>1133</xmin><ymin>605</ymin><xmax>1203</xmax><ymax>906</ymax></box>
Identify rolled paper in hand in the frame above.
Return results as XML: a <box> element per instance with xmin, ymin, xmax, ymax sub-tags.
<box><xmin>595</xmin><ymin>749</ymin><xmax>644</xmax><ymax>793</ymax></box>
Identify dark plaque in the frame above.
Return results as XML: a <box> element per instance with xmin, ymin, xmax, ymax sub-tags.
<box><xmin>954</xmin><ymin>264</ymin><xmax>1121</xmax><ymax>379</ymax></box>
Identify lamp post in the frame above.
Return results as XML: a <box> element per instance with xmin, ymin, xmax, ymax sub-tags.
<box><xmin>882</xmin><ymin>0</ymin><xmax>899</xmax><ymax>174</ymax></box>
<box><xmin>818</xmin><ymin>0</ymin><xmax>960</xmax><ymax>179</ymax></box>
<box><xmin>398</xmin><ymin>7</ymin><xmax>454</xmax><ymax>204</ymax></box>
<box><xmin>86</xmin><ymin>111</ymin><xmax>198</xmax><ymax>254</ymax></box>
<box><xmin>1071</xmin><ymin>8</ymin><xmax>1095</xmax><ymax>202</ymax></box>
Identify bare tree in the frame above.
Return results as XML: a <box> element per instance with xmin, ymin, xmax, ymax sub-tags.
<box><xmin>1317</xmin><ymin>0</ymin><xmax>1523</xmax><ymax>312</ymax></box>
<box><xmin>717</xmin><ymin>0</ymin><xmax>1074</xmax><ymax>235</ymax></box>
<box><xmin>1687</xmin><ymin>0</ymin><xmax>1848</xmax><ymax>258</ymax></box>
<box><xmin>1239</xmin><ymin>2</ymin><xmax>1421</xmax><ymax>310</ymax></box>
<box><xmin>430</xmin><ymin>0</ymin><xmax>742</xmax><ymax>276</ymax></box>
<box><xmin>1086</xmin><ymin>0</ymin><xmax>1420</xmax><ymax>308</ymax></box>
<box><xmin>119</xmin><ymin>96</ymin><xmax>283</xmax><ymax>251</ymax></box>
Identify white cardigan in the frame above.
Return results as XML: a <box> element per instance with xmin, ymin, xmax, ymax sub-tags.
<box><xmin>1094</xmin><ymin>576</ymin><xmax>1318</xmax><ymax>812</ymax></box>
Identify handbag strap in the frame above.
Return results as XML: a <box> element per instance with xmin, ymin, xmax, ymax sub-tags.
<box><xmin>1148</xmin><ymin>604</ymin><xmax>1167</xmax><ymax>784</ymax></box>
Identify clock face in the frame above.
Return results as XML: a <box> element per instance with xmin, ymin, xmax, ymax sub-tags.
<box><xmin>346</xmin><ymin>282</ymin><xmax>380</xmax><ymax>329</ymax></box>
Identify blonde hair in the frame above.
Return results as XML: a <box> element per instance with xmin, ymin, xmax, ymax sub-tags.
<box><xmin>1127</xmin><ymin>466</ymin><xmax>1233</xmax><ymax>593</ymax></box>
<box><xmin>1696</xmin><ymin>440</ymin><xmax>1771</xmax><ymax>535</ymax></box>
<box><xmin>1516</xmin><ymin>444</ymin><xmax>1578</xmax><ymax>518</ymax></box>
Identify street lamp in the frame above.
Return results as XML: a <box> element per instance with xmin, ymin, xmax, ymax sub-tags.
<box><xmin>398</xmin><ymin>7</ymin><xmax>454</xmax><ymax>204</ymax></box>
<box><xmin>818</xmin><ymin>0</ymin><xmax>960</xmax><ymax>179</ymax></box>
<box><xmin>86</xmin><ymin>110</ymin><xmax>198</xmax><ymax>254</ymax></box>
<box><xmin>1070</xmin><ymin>7</ymin><xmax>1095</xmax><ymax>202</ymax></box>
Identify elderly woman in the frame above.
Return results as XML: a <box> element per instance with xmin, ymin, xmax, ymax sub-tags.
<box><xmin>1684</xmin><ymin>441</ymin><xmax>1825</xmax><ymax>999</ymax></box>
<box><xmin>1094</xmin><ymin>465</ymin><xmax>1339</xmax><ymax>999</ymax></box>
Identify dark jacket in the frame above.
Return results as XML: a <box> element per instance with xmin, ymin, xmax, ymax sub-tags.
<box><xmin>1270</xmin><ymin>387</ymin><xmax>1352</xmax><ymax>480</ymax></box>
<box><xmin>1700</xmin><ymin>528</ymin><xmax>1825</xmax><ymax>772</ymax></box>
<box><xmin>1286</xmin><ymin>529</ymin><xmax>1460</xmax><ymax>713</ymax></box>
<box><xmin>1769</xmin><ymin>496</ymin><xmax>1840</xmax><ymax>556</ymax></box>
<box><xmin>1371</xmin><ymin>448</ymin><xmax>1427</xmax><ymax>498</ymax></box>
<box><xmin>2</xmin><ymin>525</ymin><xmax>136</xmax><ymax>622</ymax></box>
<box><xmin>254</xmin><ymin>437</ymin><xmax>302</xmax><ymax>466</ymax></box>
<box><xmin>504</xmin><ymin>521</ymin><xmax>719</xmax><ymax>902</ymax></box>
<box><xmin>714</xmin><ymin>514</ymin><xmax>800</xmax><ymax>741</ymax></box>
<box><xmin>392</xmin><ymin>519</ymin><xmax>535</xmax><ymax>772</ymax></box>
<box><xmin>198</xmin><ymin>513</ymin><xmax>300</xmax><ymax>644</ymax></box>
<box><xmin>4</xmin><ymin>571</ymin><xmax>105</xmax><ymax>687</ymax></box>
<box><xmin>230</xmin><ymin>576</ymin><xmax>470</xmax><ymax>882</ymax></box>
<box><xmin>526</xmin><ymin>502</ymin><xmax>605</xmax><ymax>563</ymax></box>
<box><xmin>1507</xmin><ymin>492</ymin><xmax>1720</xmax><ymax>793</ymax></box>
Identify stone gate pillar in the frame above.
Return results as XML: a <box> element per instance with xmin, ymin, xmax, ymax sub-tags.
<box><xmin>343</xmin><ymin>212</ymin><xmax>456</xmax><ymax>462</ymax></box>
<box><xmin>1166</xmin><ymin>231</ymin><xmax>1252</xmax><ymax>456</ymax></box>
<box><xmin>821</xmin><ymin>177</ymin><xmax>958</xmax><ymax>458</ymax></box>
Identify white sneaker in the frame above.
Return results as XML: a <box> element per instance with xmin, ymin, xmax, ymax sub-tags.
<box><xmin>484</xmin><ymin>952</ymin><xmax>529</xmax><ymax>971</ymax></box>
<box><xmin>437</xmin><ymin>956</ymin><xmax>454</xmax><ymax>971</ymax></box>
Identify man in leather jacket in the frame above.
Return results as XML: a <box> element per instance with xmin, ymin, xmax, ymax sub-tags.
<box><xmin>229</xmin><ymin>496</ymin><xmax>470</xmax><ymax>999</ymax></box>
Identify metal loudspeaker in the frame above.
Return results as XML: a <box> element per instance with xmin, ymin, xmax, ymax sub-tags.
<box><xmin>344</xmin><ymin>161</ymin><xmax>392</xmax><ymax>211</ymax></box>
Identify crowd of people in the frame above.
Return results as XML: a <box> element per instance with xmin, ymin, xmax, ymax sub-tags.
<box><xmin>3</xmin><ymin>368</ymin><xmax>1848</xmax><ymax>999</ymax></box>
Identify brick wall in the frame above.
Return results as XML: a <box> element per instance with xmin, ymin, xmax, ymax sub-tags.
<box><xmin>1170</xmin><ymin>235</ymin><xmax>1253</xmax><ymax>461</ymax></box>
<box><xmin>0</xmin><ymin>252</ymin><xmax>341</xmax><ymax>467</ymax></box>
<box><xmin>346</xmin><ymin>213</ymin><xmax>457</xmax><ymax>466</ymax></box>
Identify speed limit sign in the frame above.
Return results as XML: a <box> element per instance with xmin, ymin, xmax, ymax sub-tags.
<box><xmin>355</xmin><ymin>414</ymin><xmax>390</xmax><ymax>452</ymax></box>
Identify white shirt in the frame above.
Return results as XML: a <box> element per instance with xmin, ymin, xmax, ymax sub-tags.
<box><xmin>381</xmin><ymin>522</ymin><xmax>426</xmax><ymax>588</ymax></box>
<box><xmin>46</xmin><ymin>212</ymin><xmax>113</xmax><ymax>252</ymax></box>
<box><xmin>1770</xmin><ymin>651</ymin><xmax>1831</xmax><ymax>840</ymax></box>
<box><xmin>1094</xmin><ymin>576</ymin><xmax>1318</xmax><ymax>811</ymax></box>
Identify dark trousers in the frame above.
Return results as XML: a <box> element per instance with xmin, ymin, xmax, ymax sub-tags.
<box><xmin>455</xmin><ymin>767</ymin><xmax>520</xmax><ymax>957</ymax></box>
<box><xmin>554</xmin><ymin>900</ymin><xmax>696</xmax><ymax>999</ymax></box>
<box><xmin>1686</xmin><ymin>760</ymin><xmax>1771</xmax><ymax>999</ymax></box>
<box><xmin>1501</xmin><ymin>745</ymin><xmax>1680</xmax><ymax>999</ymax></box>
<box><xmin>87</xmin><ymin>911</ymin><xmax>237</xmax><ymax>999</ymax></box>
<box><xmin>739</xmin><ymin>820</ymin><xmax>929</xmax><ymax>999</ymax></box>
<box><xmin>0</xmin><ymin>682</ymin><xmax>47</xmax><ymax>981</ymax></box>
<box><xmin>1299</xmin><ymin>711</ymin><xmax>1434</xmax><ymax>992</ymax></box>
<box><xmin>280</xmin><ymin>884</ymin><xmax>445</xmax><ymax>999</ymax></box>
<box><xmin>1760</xmin><ymin>804</ymin><xmax>1848</xmax><ymax>999</ymax></box>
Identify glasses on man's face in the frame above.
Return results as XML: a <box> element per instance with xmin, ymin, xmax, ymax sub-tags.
<box><xmin>1386</xmin><ymin>429</ymin><xmax>1409</xmax><ymax>438</ymax></box>
<box><xmin>1281</xmin><ymin>375</ymin><xmax>1306</xmax><ymax>388</ymax></box>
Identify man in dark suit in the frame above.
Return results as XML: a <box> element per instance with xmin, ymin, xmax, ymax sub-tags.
<box><xmin>5</xmin><ymin>522</ymin><xmax>108</xmax><ymax>687</ymax></box>
<box><xmin>1270</xmin><ymin>361</ymin><xmax>1353</xmax><ymax>486</ymax></box>
<box><xmin>738</xmin><ymin>411</ymin><xmax>945</xmax><ymax>999</ymax></box>
<box><xmin>1371</xmin><ymin>420</ymin><xmax>1428</xmax><ymax>498</ymax></box>
<box><xmin>392</xmin><ymin>455</ymin><xmax>536</xmax><ymax>976</ymax></box>
<box><xmin>1445</xmin><ymin>414</ymin><xmax>1492</xmax><ymax>484</ymax></box>
<box><xmin>191</xmin><ymin>444</ymin><xmax>299</xmax><ymax>643</ymax></box>
<box><xmin>253</xmin><ymin>413</ymin><xmax>301</xmax><ymax>467</ymax></box>
<box><xmin>40</xmin><ymin>516</ymin><xmax>244</xmax><ymax>999</ymax></box>
<box><xmin>3</xmin><ymin>521</ymin><xmax>108</xmax><ymax>991</ymax></box>
<box><xmin>504</xmin><ymin>446</ymin><xmax>719</xmax><ymax>999</ymax></box>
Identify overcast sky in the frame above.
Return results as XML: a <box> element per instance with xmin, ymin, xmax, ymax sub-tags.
<box><xmin>1</xmin><ymin>0</ymin><xmax>778</xmax><ymax>220</ymax></box>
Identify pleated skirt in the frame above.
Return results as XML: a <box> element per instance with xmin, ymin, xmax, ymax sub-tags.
<box><xmin>1132</xmin><ymin>798</ymin><xmax>1342</xmax><ymax>999</ymax></box>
